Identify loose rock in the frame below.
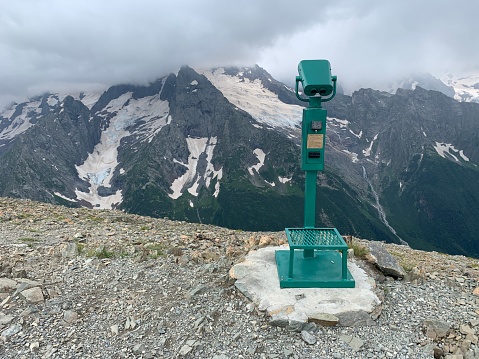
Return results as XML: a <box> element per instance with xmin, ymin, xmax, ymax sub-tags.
<box><xmin>179</xmin><ymin>344</ymin><xmax>193</xmax><ymax>356</ymax></box>
<box><xmin>20</xmin><ymin>287</ymin><xmax>44</xmax><ymax>303</ymax></box>
<box><xmin>309</xmin><ymin>313</ymin><xmax>339</xmax><ymax>326</ymax></box>
<box><xmin>423</xmin><ymin>320</ymin><xmax>451</xmax><ymax>339</ymax></box>
<box><xmin>301</xmin><ymin>330</ymin><xmax>317</xmax><ymax>345</ymax></box>
<box><xmin>63</xmin><ymin>310</ymin><xmax>78</xmax><ymax>324</ymax></box>
<box><xmin>0</xmin><ymin>278</ymin><xmax>17</xmax><ymax>292</ymax></box>
<box><xmin>1</xmin><ymin>324</ymin><xmax>22</xmax><ymax>339</ymax></box>
<box><xmin>367</xmin><ymin>241</ymin><xmax>406</xmax><ymax>278</ymax></box>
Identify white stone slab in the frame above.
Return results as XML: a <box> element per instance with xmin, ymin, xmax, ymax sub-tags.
<box><xmin>230</xmin><ymin>246</ymin><xmax>381</xmax><ymax>326</ymax></box>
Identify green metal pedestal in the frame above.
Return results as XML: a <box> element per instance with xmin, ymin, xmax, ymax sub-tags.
<box><xmin>276</xmin><ymin>228</ymin><xmax>355</xmax><ymax>288</ymax></box>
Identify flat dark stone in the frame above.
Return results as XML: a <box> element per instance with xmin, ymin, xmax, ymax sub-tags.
<box><xmin>367</xmin><ymin>242</ymin><xmax>405</xmax><ymax>279</ymax></box>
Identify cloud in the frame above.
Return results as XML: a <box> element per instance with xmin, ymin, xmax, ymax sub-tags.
<box><xmin>259</xmin><ymin>1</ymin><xmax>479</xmax><ymax>91</ymax></box>
<box><xmin>1</xmin><ymin>0</ymin><xmax>478</xmax><ymax>107</ymax></box>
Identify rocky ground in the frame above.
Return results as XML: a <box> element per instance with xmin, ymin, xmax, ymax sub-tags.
<box><xmin>1</xmin><ymin>198</ymin><xmax>479</xmax><ymax>358</ymax></box>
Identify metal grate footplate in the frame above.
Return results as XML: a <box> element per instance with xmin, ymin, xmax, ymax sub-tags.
<box><xmin>285</xmin><ymin>228</ymin><xmax>346</xmax><ymax>247</ymax></box>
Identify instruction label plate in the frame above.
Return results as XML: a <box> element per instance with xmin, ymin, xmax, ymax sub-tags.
<box><xmin>307</xmin><ymin>134</ymin><xmax>324</xmax><ymax>149</ymax></box>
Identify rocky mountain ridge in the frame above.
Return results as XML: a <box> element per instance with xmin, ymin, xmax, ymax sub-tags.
<box><xmin>1</xmin><ymin>66</ymin><xmax>479</xmax><ymax>258</ymax></box>
<box><xmin>2</xmin><ymin>197</ymin><xmax>479</xmax><ymax>358</ymax></box>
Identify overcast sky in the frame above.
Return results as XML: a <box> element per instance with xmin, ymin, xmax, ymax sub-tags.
<box><xmin>1</xmin><ymin>0</ymin><xmax>478</xmax><ymax>108</ymax></box>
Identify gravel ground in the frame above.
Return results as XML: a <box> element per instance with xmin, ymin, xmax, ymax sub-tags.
<box><xmin>1</xmin><ymin>198</ymin><xmax>479</xmax><ymax>358</ymax></box>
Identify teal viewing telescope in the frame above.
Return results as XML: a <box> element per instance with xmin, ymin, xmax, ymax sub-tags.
<box><xmin>296</xmin><ymin>60</ymin><xmax>337</xmax><ymax>99</ymax></box>
<box><xmin>275</xmin><ymin>60</ymin><xmax>355</xmax><ymax>288</ymax></box>
<box><xmin>296</xmin><ymin>60</ymin><xmax>337</xmax><ymax>172</ymax></box>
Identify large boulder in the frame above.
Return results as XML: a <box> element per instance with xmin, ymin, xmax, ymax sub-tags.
<box><xmin>367</xmin><ymin>242</ymin><xmax>405</xmax><ymax>279</ymax></box>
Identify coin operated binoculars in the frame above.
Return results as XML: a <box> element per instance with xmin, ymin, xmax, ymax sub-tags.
<box><xmin>275</xmin><ymin>60</ymin><xmax>354</xmax><ymax>288</ymax></box>
<box><xmin>295</xmin><ymin>60</ymin><xmax>337</xmax><ymax>172</ymax></box>
<box><xmin>297</xmin><ymin>59</ymin><xmax>336</xmax><ymax>99</ymax></box>
<box><xmin>295</xmin><ymin>60</ymin><xmax>337</xmax><ymax>227</ymax></box>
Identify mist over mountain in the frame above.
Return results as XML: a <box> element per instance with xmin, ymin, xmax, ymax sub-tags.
<box><xmin>1</xmin><ymin>66</ymin><xmax>479</xmax><ymax>257</ymax></box>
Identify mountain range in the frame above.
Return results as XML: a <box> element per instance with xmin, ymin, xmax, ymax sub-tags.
<box><xmin>1</xmin><ymin>65</ymin><xmax>479</xmax><ymax>257</ymax></box>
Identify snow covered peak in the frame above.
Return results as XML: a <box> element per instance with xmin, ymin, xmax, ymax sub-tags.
<box><xmin>0</xmin><ymin>99</ymin><xmax>41</xmax><ymax>144</ymax></box>
<box><xmin>0</xmin><ymin>90</ymin><xmax>105</xmax><ymax>146</ymax></box>
<box><xmin>199</xmin><ymin>67</ymin><xmax>303</xmax><ymax>129</ymax></box>
<box><xmin>440</xmin><ymin>72</ymin><xmax>479</xmax><ymax>103</ymax></box>
<box><xmin>385</xmin><ymin>73</ymin><xmax>455</xmax><ymax>98</ymax></box>
<box><xmin>379</xmin><ymin>72</ymin><xmax>479</xmax><ymax>104</ymax></box>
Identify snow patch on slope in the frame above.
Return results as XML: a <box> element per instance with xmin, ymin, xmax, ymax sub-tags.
<box><xmin>328</xmin><ymin>117</ymin><xmax>349</xmax><ymax>129</ymax></box>
<box><xmin>53</xmin><ymin>192</ymin><xmax>77</xmax><ymax>202</ymax></box>
<box><xmin>363</xmin><ymin>134</ymin><xmax>379</xmax><ymax>157</ymax></box>
<box><xmin>278</xmin><ymin>176</ymin><xmax>292</xmax><ymax>184</ymax></box>
<box><xmin>248</xmin><ymin>148</ymin><xmax>266</xmax><ymax>175</ymax></box>
<box><xmin>170</xmin><ymin>137</ymin><xmax>207</xmax><ymax>199</ymax></box>
<box><xmin>351</xmin><ymin>130</ymin><xmax>362</xmax><ymax>139</ymax></box>
<box><xmin>342</xmin><ymin>150</ymin><xmax>359</xmax><ymax>163</ymax></box>
<box><xmin>327</xmin><ymin>117</ymin><xmax>361</xmax><ymax>164</ymax></box>
<box><xmin>434</xmin><ymin>142</ymin><xmax>470</xmax><ymax>162</ymax></box>
<box><xmin>75</xmin><ymin>88</ymin><xmax>170</xmax><ymax>208</ymax></box>
<box><xmin>200</xmin><ymin>68</ymin><xmax>303</xmax><ymax>129</ymax></box>
<box><xmin>169</xmin><ymin>137</ymin><xmax>222</xmax><ymax>199</ymax></box>
<box><xmin>75</xmin><ymin>123</ymin><xmax>124</xmax><ymax>209</ymax></box>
